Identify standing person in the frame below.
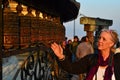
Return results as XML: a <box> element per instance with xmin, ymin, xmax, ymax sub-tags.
<box><xmin>51</xmin><ymin>29</ymin><xmax>120</xmax><ymax>80</ymax></box>
<box><xmin>76</xmin><ymin>36</ymin><xmax>94</xmax><ymax>80</ymax></box>
<box><xmin>61</xmin><ymin>39</ymin><xmax>67</xmax><ymax>49</ymax></box>
<box><xmin>68</xmin><ymin>36</ymin><xmax>80</xmax><ymax>80</ymax></box>
<box><xmin>76</xmin><ymin>36</ymin><xmax>94</xmax><ymax>60</ymax></box>
<box><xmin>71</xmin><ymin>36</ymin><xmax>80</xmax><ymax>62</ymax></box>
<box><xmin>66</xmin><ymin>39</ymin><xmax>73</xmax><ymax>51</ymax></box>
<box><xmin>65</xmin><ymin>37</ymin><xmax>68</xmax><ymax>45</ymax></box>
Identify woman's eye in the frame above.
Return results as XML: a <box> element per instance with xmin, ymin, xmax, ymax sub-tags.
<box><xmin>98</xmin><ymin>37</ymin><xmax>101</xmax><ymax>39</ymax></box>
<box><xmin>103</xmin><ymin>38</ymin><xmax>105</xmax><ymax>41</ymax></box>
<box><xmin>98</xmin><ymin>37</ymin><xmax>106</xmax><ymax>41</ymax></box>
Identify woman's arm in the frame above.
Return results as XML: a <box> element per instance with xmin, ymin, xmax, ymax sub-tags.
<box><xmin>59</xmin><ymin>54</ymin><xmax>91</xmax><ymax>74</ymax></box>
<box><xmin>51</xmin><ymin>42</ymin><xmax>95</xmax><ymax>74</ymax></box>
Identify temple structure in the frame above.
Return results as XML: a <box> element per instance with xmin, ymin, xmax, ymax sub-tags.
<box><xmin>2</xmin><ymin>0</ymin><xmax>80</xmax><ymax>49</ymax></box>
<box><xmin>0</xmin><ymin>0</ymin><xmax>80</xmax><ymax>80</ymax></box>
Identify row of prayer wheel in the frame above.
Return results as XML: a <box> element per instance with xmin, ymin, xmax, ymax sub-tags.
<box><xmin>3</xmin><ymin>12</ymin><xmax>65</xmax><ymax>49</ymax></box>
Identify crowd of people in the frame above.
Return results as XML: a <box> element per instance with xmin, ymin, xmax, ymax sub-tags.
<box><xmin>59</xmin><ymin>34</ymin><xmax>95</xmax><ymax>80</ymax></box>
<box><xmin>51</xmin><ymin>29</ymin><xmax>120</xmax><ymax>80</ymax></box>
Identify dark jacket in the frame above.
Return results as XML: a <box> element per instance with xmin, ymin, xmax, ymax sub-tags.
<box><xmin>59</xmin><ymin>49</ymin><xmax>120</xmax><ymax>80</ymax></box>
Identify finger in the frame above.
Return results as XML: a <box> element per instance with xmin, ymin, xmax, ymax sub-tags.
<box><xmin>59</xmin><ymin>44</ymin><xmax>62</xmax><ymax>50</ymax></box>
<box><xmin>53</xmin><ymin>42</ymin><xmax>59</xmax><ymax>47</ymax></box>
<box><xmin>51</xmin><ymin>42</ymin><xmax>59</xmax><ymax>51</ymax></box>
<box><xmin>51</xmin><ymin>42</ymin><xmax>59</xmax><ymax>49</ymax></box>
<box><xmin>51</xmin><ymin>44</ymin><xmax>56</xmax><ymax>50</ymax></box>
<box><xmin>51</xmin><ymin>42</ymin><xmax>56</xmax><ymax>47</ymax></box>
<box><xmin>51</xmin><ymin>45</ymin><xmax>54</xmax><ymax>51</ymax></box>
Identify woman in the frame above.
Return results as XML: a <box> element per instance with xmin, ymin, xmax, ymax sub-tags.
<box><xmin>51</xmin><ymin>29</ymin><xmax>120</xmax><ymax>80</ymax></box>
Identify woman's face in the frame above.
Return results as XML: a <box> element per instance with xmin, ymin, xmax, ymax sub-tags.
<box><xmin>97</xmin><ymin>31</ymin><xmax>114</xmax><ymax>50</ymax></box>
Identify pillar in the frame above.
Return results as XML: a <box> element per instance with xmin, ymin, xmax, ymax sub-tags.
<box><xmin>84</xmin><ymin>24</ymin><xmax>96</xmax><ymax>46</ymax></box>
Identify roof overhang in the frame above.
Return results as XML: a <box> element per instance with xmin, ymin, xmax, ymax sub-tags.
<box><xmin>14</xmin><ymin>0</ymin><xmax>80</xmax><ymax>22</ymax></box>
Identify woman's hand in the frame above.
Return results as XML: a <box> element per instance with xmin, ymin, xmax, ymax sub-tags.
<box><xmin>51</xmin><ymin>42</ymin><xmax>64</xmax><ymax>59</ymax></box>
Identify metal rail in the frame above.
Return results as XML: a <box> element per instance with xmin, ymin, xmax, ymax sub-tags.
<box><xmin>3</xmin><ymin>43</ymin><xmax>60</xmax><ymax>80</ymax></box>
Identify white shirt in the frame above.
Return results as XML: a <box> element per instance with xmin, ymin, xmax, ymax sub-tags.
<box><xmin>93</xmin><ymin>66</ymin><xmax>115</xmax><ymax>80</ymax></box>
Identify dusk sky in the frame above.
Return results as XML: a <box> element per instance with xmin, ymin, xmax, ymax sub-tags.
<box><xmin>63</xmin><ymin>0</ymin><xmax>120</xmax><ymax>40</ymax></box>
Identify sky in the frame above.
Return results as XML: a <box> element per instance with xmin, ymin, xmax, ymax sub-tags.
<box><xmin>63</xmin><ymin>0</ymin><xmax>120</xmax><ymax>40</ymax></box>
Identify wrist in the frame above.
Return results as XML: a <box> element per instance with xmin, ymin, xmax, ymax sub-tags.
<box><xmin>59</xmin><ymin>55</ymin><xmax>65</xmax><ymax>61</ymax></box>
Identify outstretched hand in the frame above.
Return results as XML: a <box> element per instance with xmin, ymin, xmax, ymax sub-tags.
<box><xmin>51</xmin><ymin>42</ymin><xmax>64</xmax><ymax>59</ymax></box>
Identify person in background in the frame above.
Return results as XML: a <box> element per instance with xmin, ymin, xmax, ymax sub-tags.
<box><xmin>61</xmin><ymin>39</ymin><xmax>67</xmax><ymax>49</ymax></box>
<box><xmin>51</xmin><ymin>29</ymin><xmax>120</xmax><ymax>80</ymax></box>
<box><xmin>71</xmin><ymin>36</ymin><xmax>80</xmax><ymax>62</ymax></box>
<box><xmin>67</xmin><ymin>37</ymin><xmax>80</xmax><ymax>80</ymax></box>
<box><xmin>66</xmin><ymin>39</ymin><xmax>73</xmax><ymax>51</ymax></box>
<box><xmin>76</xmin><ymin>36</ymin><xmax>94</xmax><ymax>60</ymax></box>
<box><xmin>76</xmin><ymin>36</ymin><xmax>94</xmax><ymax>80</ymax></box>
<box><xmin>65</xmin><ymin>37</ymin><xmax>68</xmax><ymax>45</ymax></box>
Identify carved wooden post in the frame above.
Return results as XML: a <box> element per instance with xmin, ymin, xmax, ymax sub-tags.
<box><xmin>0</xmin><ymin>0</ymin><xmax>3</xmax><ymax>79</ymax></box>
<box><xmin>42</xmin><ymin>12</ymin><xmax>47</xmax><ymax>19</ymax></box>
<box><xmin>16</xmin><ymin>3</ymin><xmax>24</xmax><ymax>16</ymax></box>
<box><xmin>26</xmin><ymin>7</ymin><xmax>34</xmax><ymax>17</ymax></box>
<box><xmin>47</xmin><ymin>15</ymin><xmax>52</xmax><ymax>21</ymax></box>
<box><xmin>35</xmin><ymin>10</ymin><xmax>40</xmax><ymax>18</ymax></box>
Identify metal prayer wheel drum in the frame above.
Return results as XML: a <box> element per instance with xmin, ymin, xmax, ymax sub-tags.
<box><xmin>3</xmin><ymin>12</ymin><xmax>19</xmax><ymax>49</ymax></box>
<box><xmin>3</xmin><ymin>11</ymin><xmax>65</xmax><ymax>49</ymax></box>
<box><xmin>19</xmin><ymin>16</ymin><xmax>31</xmax><ymax>48</ymax></box>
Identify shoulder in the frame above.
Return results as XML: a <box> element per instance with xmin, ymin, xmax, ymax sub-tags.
<box><xmin>87</xmin><ymin>54</ymin><xmax>98</xmax><ymax>60</ymax></box>
<box><xmin>79</xmin><ymin>54</ymin><xmax>97</xmax><ymax>65</ymax></box>
<box><xmin>113</xmin><ymin>48</ymin><xmax>120</xmax><ymax>57</ymax></box>
<box><xmin>81</xmin><ymin>54</ymin><xmax>98</xmax><ymax>64</ymax></box>
<box><xmin>77</xmin><ymin>42</ymin><xmax>87</xmax><ymax>47</ymax></box>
